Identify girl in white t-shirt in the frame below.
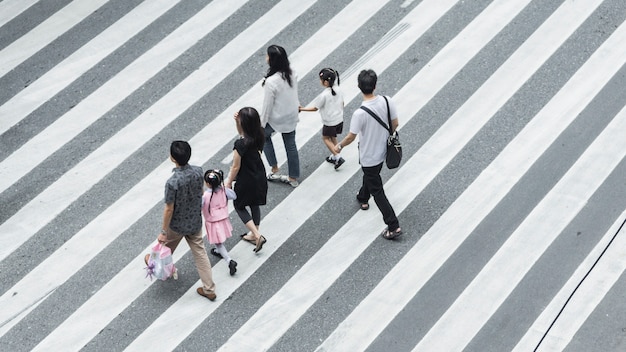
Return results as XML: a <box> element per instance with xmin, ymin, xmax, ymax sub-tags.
<box><xmin>299</xmin><ymin>68</ymin><xmax>345</xmax><ymax>169</ymax></box>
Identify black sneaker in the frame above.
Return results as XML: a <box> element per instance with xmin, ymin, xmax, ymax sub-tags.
<box><xmin>210</xmin><ymin>247</ymin><xmax>222</xmax><ymax>258</ymax></box>
<box><xmin>334</xmin><ymin>157</ymin><xmax>345</xmax><ymax>170</ymax></box>
<box><xmin>229</xmin><ymin>260</ymin><xmax>237</xmax><ymax>276</ymax></box>
<box><xmin>325</xmin><ymin>156</ymin><xmax>335</xmax><ymax>164</ymax></box>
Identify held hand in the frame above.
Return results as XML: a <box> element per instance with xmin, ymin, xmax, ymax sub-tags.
<box><xmin>157</xmin><ymin>233</ymin><xmax>168</xmax><ymax>244</ymax></box>
<box><xmin>333</xmin><ymin>144</ymin><xmax>341</xmax><ymax>153</ymax></box>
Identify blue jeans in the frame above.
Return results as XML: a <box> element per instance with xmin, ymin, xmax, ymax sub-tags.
<box><xmin>357</xmin><ymin>162</ymin><xmax>399</xmax><ymax>232</ymax></box>
<box><xmin>264</xmin><ymin>124</ymin><xmax>300</xmax><ymax>179</ymax></box>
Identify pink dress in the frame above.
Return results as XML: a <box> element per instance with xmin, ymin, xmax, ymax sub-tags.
<box><xmin>201</xmin><ymin>187</ymin><xmax>235</xmax><ymax>244</ymax></box>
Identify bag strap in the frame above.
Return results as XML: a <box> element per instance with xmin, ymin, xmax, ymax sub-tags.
<box><xmin>359</xmin><ymin>96</ymin><xmax>393</xmax><ymax>136</ymax></box>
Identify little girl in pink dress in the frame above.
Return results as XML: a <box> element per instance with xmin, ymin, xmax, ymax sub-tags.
<box><xmin>202</xmin><ymin>169</ymin><xmax>237</xmax><ymax>276</ymax></box>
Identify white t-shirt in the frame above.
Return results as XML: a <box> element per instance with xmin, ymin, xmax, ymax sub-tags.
<box><xmin>309</xmin><ymin>86</ymin><xmax>344</xmax><ymax>127</ymax></box>
<box><xmin>261</xmin><ymin>70</ymin><xmax>299</xmax><ymax>133</ymax></box>
<box><xmin>349</xmin><ymin>95</ymin><xmax>398</xmax><ymax>167</ymax></box>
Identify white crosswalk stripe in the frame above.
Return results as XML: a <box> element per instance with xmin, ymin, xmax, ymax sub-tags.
<box><xmin>1</xmin><ymin>0</ymin><xmax>626</xmax><ymax>351</ymax></box>
<box><xmin>0</xmin><ymin>0</ymin><xmax>110</xmax><ymax>77</ymax></box>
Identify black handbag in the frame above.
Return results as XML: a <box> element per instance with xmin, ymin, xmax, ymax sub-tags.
<box><xmin>359</xmin><ymin>96</ymin><xmax>402</xmax><ymax>169</ymax></box>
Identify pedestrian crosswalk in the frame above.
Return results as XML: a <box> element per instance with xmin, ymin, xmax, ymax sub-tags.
<box><xmin>1</xmin><ymin>0</ymin><xmax>626</xmax><ymax>351</ymax></box>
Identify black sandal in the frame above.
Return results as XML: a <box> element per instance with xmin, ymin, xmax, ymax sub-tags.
<box><xmin>359</xmin><ymin>203</ymin><xmax>369</xmax><ymax>210</ymax></box>
<box><xmin>254</xmin><ymin>236</ymin><xmax>267</xmax><ymax>253</ymax></box>
<box><xmin>381</xmin><ymin>228</ymin><xmax>402</xmax><ymax>240</ymax></box>
<box><xmin>240</xmin><ymin>233</ymin><xmax>256</xmax><ymax>245</ymax></box>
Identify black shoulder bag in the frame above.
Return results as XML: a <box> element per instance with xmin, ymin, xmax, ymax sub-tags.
<box><xmin>359</xmin><ymin>96</ymin><xmax>402</xmax><ymax>169</ymax></box>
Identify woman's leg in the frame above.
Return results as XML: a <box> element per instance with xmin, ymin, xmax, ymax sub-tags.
<box><xmin>263</xmin><ymin>124</ymin><xmax>279</xmax><ymax>174</ymax></box>
<box><xmin>236</xmin><ymin>206</ymin><xmax>263</xmax><ymax>240</ymax></box>
<box><xmin>282</xmin><ymin>130</ymin><xmax>299</xmax><ymax>180</ymax></box>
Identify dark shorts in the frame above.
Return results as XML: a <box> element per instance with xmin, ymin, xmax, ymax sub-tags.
<box><xmin>322</xmin><ymin>122</ymin><xmax>343</xmax><ymax>137</ymax></box>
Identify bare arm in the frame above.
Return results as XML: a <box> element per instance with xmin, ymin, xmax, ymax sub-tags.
<box><xmin>158</xmin><ymin>202</ymin><xmax>174</xmax><ymax>242</ymax></box>
<box><xmin>298</xmin><ymin>106</ymin><xmax>318</xmax><ymax>112</ymax></box>
<box><xmin>226</xmin><ymin>149</ymin><xmax>242</xmax><ymax>189</ymax></box>
<box><xmin>334</xmin><ymin>132</ymin><xmax>357</xmax><ymax>153</ymax></box>
<box><xmin>391</xmin><ymin>118</ymin><xmax>399</xmax><ymax>133</ymax></box>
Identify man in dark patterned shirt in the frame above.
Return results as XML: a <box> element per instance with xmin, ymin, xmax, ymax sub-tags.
<box><xmin>147</xmin><ymin>140</ymin><xmax>217</xmax><ymax>300</ymax></box>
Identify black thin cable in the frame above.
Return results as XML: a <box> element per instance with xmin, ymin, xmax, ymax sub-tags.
<box><xmin>533</xmin><ymin>215</ymin><xmax>626</xmax><ymax>351</ymax></box>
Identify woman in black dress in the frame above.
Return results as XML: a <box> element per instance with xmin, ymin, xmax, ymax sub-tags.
<box><xmin>225</xmin><ymin>107</ymin><xmax>268</xmax><ymax>253</ymax></box>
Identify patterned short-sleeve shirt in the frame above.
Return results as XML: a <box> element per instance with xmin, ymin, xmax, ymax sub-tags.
<box><xmin>164</xmin><ymin>164</ymin><xmax>204</xmax><ymax>235</ymax></box>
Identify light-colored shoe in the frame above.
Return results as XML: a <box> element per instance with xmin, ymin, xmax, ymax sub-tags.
<box><xmin>267</xmin><ymin>172</ymin><xmax>282</xmax><ymax>181</ymax></box>
<box><xmin>279</xmin><ymin>175</ymin><xmax>299</xmax><ymax>188</ymax></box>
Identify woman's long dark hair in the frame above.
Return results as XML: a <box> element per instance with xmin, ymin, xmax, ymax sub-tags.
<box><xmin>263</xmin><ymin>45</ymin><xmax>293</xmax><ymax>87</ymax></box>
<box><xmin>238</xmin><ymin>107</ymin><xmax>265</xmax><ymax>151</ymax></box>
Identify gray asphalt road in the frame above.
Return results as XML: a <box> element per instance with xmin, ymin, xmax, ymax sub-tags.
<box><xmin>1</xmin><ymin>0</ymin><xmax>626</xmax><ymax>351</ymax></box>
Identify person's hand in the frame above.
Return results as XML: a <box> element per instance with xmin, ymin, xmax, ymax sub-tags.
<box><xmin>333</xmin><ymin>144</ymin><xmax>341</xmax><ymax>153</ymax></box>
<box><xmin>233</xmin><ymin>112</ymin><xmax>239</xmax><ymax>120</ymax></box>
<box><xmin>157</xmin><ymin>233</ymin><xmax>168</xmax><ymax>244</ymax></box>
<box><xmin>225</xmin><ymin>179</ymin><xmax>233</xmax><ymax>189</ymax></box>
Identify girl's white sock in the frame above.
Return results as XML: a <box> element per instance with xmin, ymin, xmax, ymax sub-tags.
<box><xmin>215</xmin><ymin>243</ymin><xmax>232</xmax><ymax>263</ymax></box>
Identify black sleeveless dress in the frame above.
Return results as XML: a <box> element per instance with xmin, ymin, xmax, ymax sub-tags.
<box><xmin>233</xmin><ymin>137</ymin><xmax>267</xmax><ymax>208</ymax></box>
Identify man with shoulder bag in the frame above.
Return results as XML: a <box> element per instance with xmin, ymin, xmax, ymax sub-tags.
<box><xmin>334</xmin><ymin>69</ymin><xmax>402</xmax><ymax>239</ymax></box>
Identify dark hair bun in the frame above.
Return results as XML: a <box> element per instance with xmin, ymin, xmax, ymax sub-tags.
<box><xmin>204</xmin><ymin>169</ymin><xmax>224</xmax><ymax>188</ymax></box>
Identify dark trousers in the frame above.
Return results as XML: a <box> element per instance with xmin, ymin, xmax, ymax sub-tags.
<box><xmin>357</xmin><ymin>162</ymin><xmax>400</xmax><ymax>232</ymax></box>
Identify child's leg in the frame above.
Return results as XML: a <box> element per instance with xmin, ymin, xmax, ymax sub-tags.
<box><xmin>323</xmin><ymin>136</ymin><xmax>338</xmax><ymax>156</ymax></box>
<box><xmin>214</xmin><ymin>243</ymin><xmax>232</xmax><ymax>262</ymax></box>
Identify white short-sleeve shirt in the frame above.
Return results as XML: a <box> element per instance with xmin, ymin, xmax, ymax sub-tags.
<box><xmin>349</xmin><ymin>95</ymin><xmax>398</xmax><ymax>167</ymax></box>
<box><xmin>309</xmin><ymin>86</ymin><xmax>344</xmax><ymax>127</ymax></box>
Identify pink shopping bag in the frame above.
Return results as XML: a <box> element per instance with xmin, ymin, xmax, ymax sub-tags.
<box><xmin>145</xmin><ymin>242</ymin><xmax>176</xmax><ymax>281</ymax></box>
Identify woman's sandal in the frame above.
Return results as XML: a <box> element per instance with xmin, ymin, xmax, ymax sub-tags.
<box><xmin>254</xmin><ymin>236</ymin><xmax>267</xmax><ymax>253</ymax></box>
<box><xmin>381</xmin><ymin>228</ymin><xmax>402</xmax><ymax>240</ymax></box>
<box><xmin>240</xmin><ymin>233</ymin><xmax>256</xmax><ymax>245</ymax></box>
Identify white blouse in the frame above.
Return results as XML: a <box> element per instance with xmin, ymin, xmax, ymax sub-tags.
<box><xmin>260</xmin><ymin>70</ymin><xmax>300</xmax><ymax>133</ymax></box>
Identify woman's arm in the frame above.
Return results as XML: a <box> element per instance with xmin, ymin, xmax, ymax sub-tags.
<box><xmin>298</xmin><ymin>106</ymin><xmax>318</xmax><ymax>112</ymax></box>
<box><xmin>226</xmin><ymin>149</ymin><xmax>242</xmax><ymax>189</ymax></box>
<box><xmin>260</xmin><ymin>78</ymin><xmax>275</xmax><ymax>127</ymax></box>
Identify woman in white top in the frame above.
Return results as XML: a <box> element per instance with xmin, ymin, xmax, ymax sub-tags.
<box><xmin>299</xmin><ymin>68</ymin><xmax>345</xmax><ymax>169</ymax></box>
<box><xmin>261</xmin><ymin>45</ymin><xmax>300</xmax><ymax>188</ymax></box>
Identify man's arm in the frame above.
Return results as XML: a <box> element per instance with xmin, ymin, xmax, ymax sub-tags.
<box><xmin>334</xmin><ymin>132</ymin><xmax>357</xmax><ymax>153</ymax></box>
<box><xmin>158</xmin><ymin>202</ymin><xmax>174</xmax><ymax>242</ymax></box>
<box><xmin>391</xmin><ymin>117</ymin><xmax>399</xmax><ymax>133</ymax></box>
